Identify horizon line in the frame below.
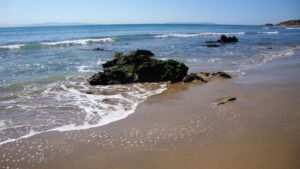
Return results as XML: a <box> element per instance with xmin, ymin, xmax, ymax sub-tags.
<box><xmin>0</xmin><ymin>22</ymin><xmax>266</xmax><ymax>28</ymax></box>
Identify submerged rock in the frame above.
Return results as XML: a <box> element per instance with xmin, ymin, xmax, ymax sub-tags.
<box><xmin>88</xmin><ymin>49</ymin><xmax>189</xmax><ymax>85</ymax></box>
<box><xmin>212</xmin><ymin>72</ymin><xmax>232</xmax><ymax>79</ymax></box>
<box><xmin>216</xmin><ymin>97</ymin><xmax>237</xmax><ymax>105</ymax></box>
<box><xmin>183</xmin><ymin>71</ymin><xmax>231</xmax><ymax>83</ymax></box>
<box><xmin>206</xmin><ymin>44</ymin><xmax>220</xmax><ymax>48</ymax></box>
<box><xmin>93</xmin><ymin>48</ymin><xmax>105</xmax><ymax>51</ymax></box>
<box><xmin>183</xmin><ymin>73</ymin><xmax>206</xmax><ymax>83</ymax></box>
<box><xmin>206</xmin><ymin>35</ymin><xmax>239</xmax><ymax>45</ymax></box>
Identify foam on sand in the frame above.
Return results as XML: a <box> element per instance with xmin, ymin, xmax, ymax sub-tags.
<box><xmin>0</xmin><ymin>79</ymin><xmax>167</xmax><ymax>145</ymax></box>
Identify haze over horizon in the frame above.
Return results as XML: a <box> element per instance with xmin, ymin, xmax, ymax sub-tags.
<box><xmin>1</xmin><ymin>0</ymin><xmax>300</xmax><ymax>27</ymax></box>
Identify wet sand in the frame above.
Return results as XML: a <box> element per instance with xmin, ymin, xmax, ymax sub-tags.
<box><xmin>1</xmin><ymin>55</ymin><xmax>300</xmax><ymax>169</ymax></box>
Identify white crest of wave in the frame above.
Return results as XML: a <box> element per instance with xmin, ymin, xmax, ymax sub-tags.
<box><xmin>0</xmin><ymin>44</ymin><xmax>25</xmax><ymax>49</ymax></box>
<box><xmin>155</xmin><ymin>32</ymin><xmax>245</xmax><ymax>38</ymax></box>
<box><xmin>262</xmin><ymin>31</ymin><xmax>279</xmax><ymax>34</ymax></box>
<box><xmin>41</xmin><ymin>38</ymin><xmax>114</xmax><ymax>46</ymax></box>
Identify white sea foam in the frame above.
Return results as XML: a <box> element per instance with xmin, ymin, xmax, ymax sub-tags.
<box><xmin>97</xmin><ymin>60</ymin><xmax>107</xmax><ymax>65</ymax></box>
<box><xmin>261</xmin><ymin>31</ymin><xmax>279</xmax><ymax>34</ymax></box>
<box><xmin>44</xmin><ymin>83</ymin><xmax>167</xmax><ymax>132</ymax></box>
<box><xmin>0</xmin><ymin>130</ymin><xmax>41</xmax><ymax>145</ymax></box>
<box><xmin>260</xmin><ymin>47</ymin><xmax>295</xmax><ymax>63</ymax></box>
<box><xmin>41</xmin><ymin>38</ymin><xmax>114</xmax><ymax>46</ymax></box>
<box><xmin>0</xmin><ymin>44</ymin><xmax>25</xmax><ymax>49</ymax></box>
<box><xmin>155</xmin><ymin>32</ymin><xmax>245</xmax><ymax>38</ymax></box>
<box><xmin>77</xmin><ymin>65</ymin><xmax>94</xmax><ymax>73</ymax></box>
<box><xmin>0</xmin><ymin>81</ymin><xmax>167</xmax><ymax>145</ymax></box>
<box><xmin>208</xmin><ymin>58</ymin><xmax>221</xmax><ymax>63</ymax></box>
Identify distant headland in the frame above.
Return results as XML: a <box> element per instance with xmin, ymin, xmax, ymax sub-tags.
<box><xmin>265</xmin><ymin>19</ymin><xmax>300</xmax><ymax>27</ymax></box>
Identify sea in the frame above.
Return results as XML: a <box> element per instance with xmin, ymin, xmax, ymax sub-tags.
<box><xmin>0</xmin><ymin>24</ymin><xmax>300</xmax><ymax>145</ymax></box>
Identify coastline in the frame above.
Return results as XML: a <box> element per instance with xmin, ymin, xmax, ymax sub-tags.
<box><xmin>1</xmin><ymin>52</ymin><xmax>300</xmax><ymax>169</ymax></box>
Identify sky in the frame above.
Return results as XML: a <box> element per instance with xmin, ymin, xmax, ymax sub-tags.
<box><xmin>0</xmin><ymin>0</ymin><xmax>299</xmax><ymax>26</ymax></box>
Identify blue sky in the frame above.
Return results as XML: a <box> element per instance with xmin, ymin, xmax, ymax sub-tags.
<box><xmin>0</xmin><ymin>0</ymin><xmax>299</xmax><ymax>26</ymax></box>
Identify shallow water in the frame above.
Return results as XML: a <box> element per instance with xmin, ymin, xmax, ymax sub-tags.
<box><xmin>0</xmin><ymin>24</ymin><xmax>300</xmax><ymax>144</ymax></box>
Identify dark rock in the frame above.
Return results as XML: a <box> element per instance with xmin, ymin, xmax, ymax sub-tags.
<box><xmin>205</xmin><ymin>35</ymin><xmax>238</xmax><ymax>45</ymax></box>
<box><xmin>93</xmin><ymin>48</ymin><xmax>105</xmax><ymax>51</ymax></box>
<box><xmin>217</xmin><ymin>35</ymin><xmax>238</xmax><ymax>43</ymax></box>
<box><xmin>212</xmin><ymin>72</ymin><xmax>232</xmax><ymax>79</ymax></box>
<box><xmin>159</xmin><ymin>60</ymin><xmax>189</xmax><ymax>83</ymax></box>
<box><xmin>206</xmin><ymin>44</ymin><xmax>220</xmax><ymax>48</ymax></box>
<box><xmin>128</xmin><ymin>49</ymin><xmax>154</xmax><ymax>57</ymax></box>
<box><xmin>86</xmin><ymin>91</ymin><xmax>93</xmax><ymax>94</ymax></box>
<box><xmin>216</xmin><ymin>97</ymin><xmax>237</xmax><ymax>105</ymax></box>
<box><xmin>88</xmin><ymin>50</ymin><xmax>188</xmax><ymax>85</ymax></box>
<box><xmin>183</xmin><ymin>73</ymin><xmax>206</xmax><ymax>83</ymax></box>
<box><xmin>267</xmin><ymin>47</ymin><xmax>273</xmax><ymax>49</ymax></box>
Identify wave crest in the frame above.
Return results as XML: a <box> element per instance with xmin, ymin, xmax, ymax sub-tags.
<box><xmin>41</xmin><ymin>38</ymin><xmax>114</xmax><ymax>46</ymax></box>
<box><xmin>0</xmin><ymin>44</ymin><xmax>25</xmax><ymax>49</ymax></box>
<box><xmin>155</xmin><ymin>32</ymin><xmax>245</xmax><ymax>38</ymax></box>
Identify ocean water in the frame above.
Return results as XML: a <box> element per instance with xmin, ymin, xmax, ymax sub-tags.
<box><xmin>0</xmin><ymin>24</ymin><xmax>300</xmax><ymax>145</ymax></box>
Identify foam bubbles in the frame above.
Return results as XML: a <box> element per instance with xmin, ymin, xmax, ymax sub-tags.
<box><xmin>0</xmin><ymin>78</ymin><xmax>167</xmax><ymax>145</ymax></box>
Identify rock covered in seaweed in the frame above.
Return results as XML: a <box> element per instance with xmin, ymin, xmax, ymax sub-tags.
<box><xmin>183</xmin><ymin>73</ymin><xmax>206</xmax><ymax>83</ymax></box>
<box><xmin>183</xmin><ymin>71</ymin><xmax>231</xmax><ymax>83</ymax></box>
<box><xmin>88</xmin><ymin>50</ymin><xmax>189</xmax><ymax>85</ymax></box>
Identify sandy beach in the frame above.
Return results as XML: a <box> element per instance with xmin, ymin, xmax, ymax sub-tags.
<box><xmin>1</xmin><ymin>1</ymin><xmax>300</xmax><ymax>169</ymax></box>
<box><xmin>1</xmin><ymin>51</ymin><xmax>299</xmax><ymax>169</ymax></box>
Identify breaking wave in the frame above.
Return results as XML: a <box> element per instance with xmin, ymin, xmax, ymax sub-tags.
<box><xmin>0</xmin><ymin>44</ymin><xmax>25</xmax><ymax>49</ymax></box>
<box><xmin>155</xmin><ymin>32</ymin><xmax>246</xmax><ymax>38</ymax></box>
<box><xmin>40</xmin><ymin>38</ymin><xmax>114</xmax><ymax>46</ymax></box>
<box><xmin>155</xmin><ymin>31</ymin><xmax>279</xmax><ymax>38</ymax></box>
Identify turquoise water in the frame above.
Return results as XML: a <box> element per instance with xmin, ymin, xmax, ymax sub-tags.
<box><xmin>0</xmin><ymin>24</ymin><xmax>300</xmax><ymax>144</ymax></box>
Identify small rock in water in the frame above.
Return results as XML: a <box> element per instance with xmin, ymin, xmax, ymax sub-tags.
<box><xmin>216</xmin><ymin>97</ymin><xmax>237</xmax><ymax>105</ymax></box>
<box><xmin>93</xmin><ymin>48</ymin><xmax>105</xmax><ymax>51</ymax></box>
<box><xmin>212</xmin><ymin>72</ymin><xmax>232</xmax><ymax>79</ymax></box>
<box><xmin>206</xmin><ymin>44</ymin><xmax>220</xmax><ymax>48</ymax></box>
<box><xmin>86</xmin><ymin>91</ymin><xmax>93</xmax><ymax>94</ymax></box>
<box><xmin>206</xmin><ymin>35</ymin><xmax>239</xmax><ymax>44</ymax></box>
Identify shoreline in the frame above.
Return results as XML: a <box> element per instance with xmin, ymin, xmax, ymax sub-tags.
<box><xmin>1</xmin><ymin>53</ymin><xmax>300</xmax><ymax>169</ymax></box>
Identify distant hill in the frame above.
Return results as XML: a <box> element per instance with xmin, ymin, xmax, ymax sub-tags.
<box><xmin>276</xmin><ymin>19</ymin><xmax>300</xmax><ymax>27</ymax></box>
